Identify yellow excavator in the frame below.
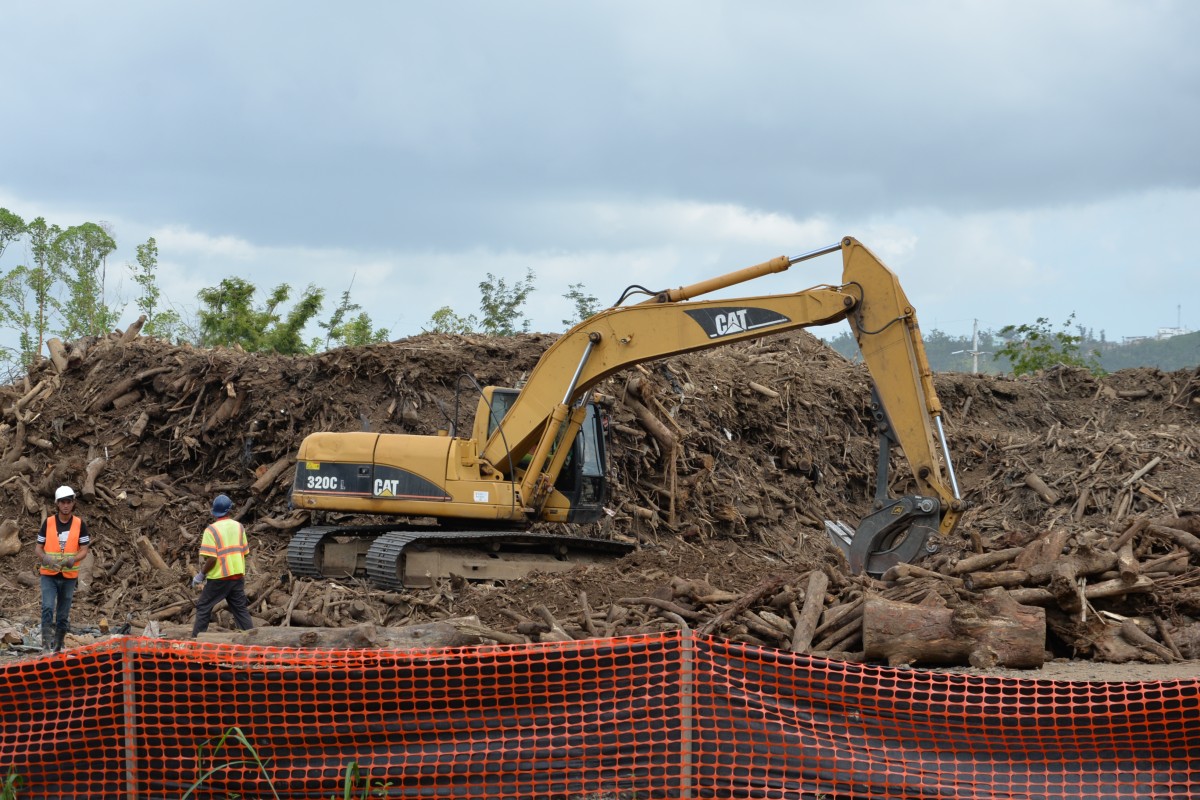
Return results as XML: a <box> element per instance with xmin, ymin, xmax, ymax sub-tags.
<box><xmin>287</xmin><ymin>236</ymin><xmax>966</xmax><ymax>588</ymax></box>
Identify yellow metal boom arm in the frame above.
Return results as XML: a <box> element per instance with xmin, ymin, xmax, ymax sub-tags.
<box><xmin>480</xmin><ymin>237</ymin><xmax>964</xmax><ymax>566</ymax></box>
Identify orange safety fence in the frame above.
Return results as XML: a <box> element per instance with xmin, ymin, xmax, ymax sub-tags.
<box><xmin>1</xmin><ymin>630</ymin><xmax>1197</xmax><ymax>798</ymax></box>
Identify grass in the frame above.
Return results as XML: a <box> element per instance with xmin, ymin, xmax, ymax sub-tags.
<box><xmin>335</xmin><ymin>761</ymin><xmax>393</xmax><ymax>799</ymax></box>
<box><xmin>0</xmin><ymin>768</ymin><xmax>22</xmax><ymax>800</ymax></box>
<box><xmin>180</xmin><ymin>727</ymin><xmax>391</xmax><ymax>800</ymax></box>
<box><xmin>3</xmin><ymin>728</ymin><xmax>393</xmax><ymax>800</ymax></box>
<box><xmin>182</xmin><ymin>726</ymin><xmax>280</xmax><ymax>800</ymax></box>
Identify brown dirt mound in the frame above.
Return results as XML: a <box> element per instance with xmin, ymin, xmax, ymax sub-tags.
<box><xmin>1</xmin><ymin>327</ymin><xmax>1199</xmax><ymax>675</ymax></box>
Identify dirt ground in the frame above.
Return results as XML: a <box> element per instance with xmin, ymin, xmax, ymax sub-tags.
<box><xmin>1</xmin><ymin>327</ymin><xmax>1198</xmax><ymax>681</ymax></box>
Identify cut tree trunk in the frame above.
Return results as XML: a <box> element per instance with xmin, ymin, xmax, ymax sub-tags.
<box><xmin>788</xmin><ymin>570</ymin><xmax>828</xmax><ymax>653</ymax></box>
<box><xmin>135</xmin><ymin>535</ymin><xmax>173</xmax><ymax>573</ymax></box>
<box><xmin>82</xmin><ymin>456</ymin><xmax>106</xmax><ymax>499</ymax></box>
<box><xmin>251</xmin><ymin>456</ymin><xmax>293</xmax><ymax>494</ymax></box>
<box><xmin>196</xmin><ymin>618</ymin><xmax>484</xmax><ymax>650</ymax></box>
<box><xmin>863</xmin><ymin>590</ymin><xmax>1046</xmax><ymax>668</ymax></box>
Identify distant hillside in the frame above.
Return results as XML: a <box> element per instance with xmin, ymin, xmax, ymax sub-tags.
<box><xmin>1097</xmin><ymin>330</ymin><xmax>1200</xmax><ymax>371</ymax></box>
<box><xmin>824</xmin><ymin>328</ymin><xmax>1200</xmax><ymax>373</ymax></box>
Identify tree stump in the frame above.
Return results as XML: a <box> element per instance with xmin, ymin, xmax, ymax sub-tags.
<box><xmin>0</xmin><ymin>519</ymin><xmax>19</xmax><ymax>558</ymax></box>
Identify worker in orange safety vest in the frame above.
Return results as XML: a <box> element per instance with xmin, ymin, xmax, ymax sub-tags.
<box><xmin>190</xmin><ymin>493</ymin><xmax>254</xmax><ymax>636</ymax></box>
<box><xmin>36</xmin><ymin>485</ymin><xmax>91</xmax><ymax>652</ymax></box>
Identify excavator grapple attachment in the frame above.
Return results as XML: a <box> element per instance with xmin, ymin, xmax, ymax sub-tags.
<box><xmin>826</xmin><ymin>495</ymin><xmax>942</xmax><ymax>577</ymax></box>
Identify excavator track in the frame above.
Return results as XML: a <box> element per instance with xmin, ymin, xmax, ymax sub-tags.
<box><xmin>287</xmin><ymin>525</ymin><xmax>636</xmax><ymax>590</ymax></box>
<box><xmin>285</xmin><ymin>526</ymin><xmax>346</xmax><ymax>580</ymax></box>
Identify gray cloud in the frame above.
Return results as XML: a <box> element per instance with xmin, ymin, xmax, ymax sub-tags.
<box><xmin>1</xmin><ymin>1</ymin><xmax>1197</xmax><ymax>342</ymax></box>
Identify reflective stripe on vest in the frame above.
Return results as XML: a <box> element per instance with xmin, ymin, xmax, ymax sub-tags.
<box><xmin>41</xmin><ymin>515</ymin><xmax>82</xmax><ymax>579</ymax></box>
<box><xmin>201</xmin><ymin>517</ymin><xmax>247</xmax><ymax>579</ymax></box>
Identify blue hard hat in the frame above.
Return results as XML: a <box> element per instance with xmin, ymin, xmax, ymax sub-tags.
<box><xmin>211</xmin><ymin>494</ymin><xmax>233</xmax><ymax>517</ymax></box>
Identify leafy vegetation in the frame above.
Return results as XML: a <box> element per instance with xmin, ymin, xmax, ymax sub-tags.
<box><xmin>0</xmin><ymin>767</ymin><xmax>22</xmax><ymax>800</ymax></box>
<box><xmin>995</xmin><ymin>314</ymin><xmax>1104</xmax><ymax>376</ymax></box>
<box><xmin>129</xmin><ymin>237</ymin><xmax>183</xmax><ymax>341</ymax></box>
<box><xmin>425</xmin><ymin>272</ymin><xmax>602</xmax><ymax>334</ymax></box>
<box><xmin>0</xmin><ymin>207</ymin><xmax>393</xmax><ymax>372</ymax></box>
<box><xmin>423</xmin><ymin>268</ymin><xmax>537</xmax><ymax>335</ymax></box>
<box><xmin>335</xmin><ymin>761</ymin><xmax>394</xmax><ymax>799</ymax></box>
<box><xmin>318</xmin><ymin>285</ymin><xmax>391</xmax><ymax>350</ymax></box>
<box><xmin>423</xmin><ymin>305</ymin><xmax>479</xmax><ymax>335</ymax></box>
<box><xmin>180</xmin><ymin>727</ymin><xmax>393</xmax><ymax>800</ymax></box>
<box><xmin>196</xmin><ymin>278</ymin><xmax>325</xmax><ymax>354</ymax></box>
<box><xmin>3</xmin><ymin>206</ymin><xmax>1193</xmax><ymax>376</ymax></box>
<box><xmin>477</xmin><ymin>268</ymin><xmax>535</xmax><ymax>336</ymax></box>
<box><xmin>183</xmin><ymin>726</ymin><xmax>280</xmax><ymax>799</ymax></box>
<box><xmin>55</xmin><ymin>222</ymin><xmax>119</xmax><ymax>340</ymax></box>
<box><xmin>562</xmin><ymin>282</ymin><xmax>601</xmax><ymax>326</ymax></box>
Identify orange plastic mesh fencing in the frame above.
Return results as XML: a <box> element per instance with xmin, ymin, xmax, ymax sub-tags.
<box><xmin>1</xmin><ymin>631</ymin><xmax>1196</xmax><ymax>798</ymax></box>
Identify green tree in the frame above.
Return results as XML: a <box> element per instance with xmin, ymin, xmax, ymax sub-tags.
<box><xmin>261</xmin><ymin>283</ymin><xmax>324</xmax><ymax>354</ymax></box>
<box><xmin>317</xmin><ymin>283</ymin><xmax>390</xmax><ymax>350</ymax></box>
<box><xmin>197</xmin><ymin>277</ymin><xmax>259</xmax><ymax>348</ymax></box>
<box><xmin>422</xmin><ymin>306</ymin><xmax>477</xmax><ymax>334</ymax></box>
<box><xmin>197</xmin><ymin>278</ymin><xmax>324</xmax><ymax>354</ymax></box>
<box><xmin>0</xmin><ymin>207</ymin><xmax>25</xmax><ymax>260</ymax></box>
<box><xmin>562</xmin><ymin>283</ymin><xmax>600</xmax><ymax>327</ymax></box>
<box><xmin>420</xmin><ymin>269</ymin><xmax>537</xmax><ymax>336</ymax></box>
<box><xmin>478</xmin><ymin>268</ymin><xmax>535</xmax><ymax>336</ymax></box>
<box><xmin>995</xmin><ymin>313</ymin><xmax>1104</xmax><ymax>376</ymax></box>
<box><xmin>55</xmin><ymin>222</ymin><xmax>120</xmax><ymax>339</ymax></box>
<box><xmin>0</xmin><ymin>266</ymin><xmax>38</xmax><ymax>372</ymax></box>
<box><xmin>0</xmin><ymin>209</ymin><xmax>32</xmax><ymax>370</ymax></box>
<box><xmin>129</xmin><ymin>237</ymin><xmax>183</xmax><ymax>340</ymax></box>
<box><xmin>23</xmin><ymin>217</ymin><xmax>65</xmax><ymax>364</ymax></box>
<box><xmin>0</xmin><ymin>212</ymin><xmax>129</xmax><ymax>366</ymax></box>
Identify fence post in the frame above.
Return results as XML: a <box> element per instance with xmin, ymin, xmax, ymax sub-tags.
<box><xmin>123</xmin><ymin>638</ymin><xmax>139</xmax><ymax>800</ymax></box>
<box><xmin>679</xmin><ymin>628</ymin><xmax>695</xmax><ymax>800</ymax></box>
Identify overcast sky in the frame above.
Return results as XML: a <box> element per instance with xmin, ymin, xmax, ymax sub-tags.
<box><xmin>2</xmin><ymin>1</ymin><xmax>1198</xmax><ymax>349</ymax></box>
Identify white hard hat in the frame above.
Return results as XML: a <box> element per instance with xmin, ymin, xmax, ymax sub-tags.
<box><xmin>55</xmin><ymin>485</ymin><xmax>76</xmax><ymax>502</ymax></box>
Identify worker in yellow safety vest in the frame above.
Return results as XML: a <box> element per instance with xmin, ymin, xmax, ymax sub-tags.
<box><xmin>190</xmin><ymin>493</ymin><xmax>254</xmax><ymax>636</ymax></box>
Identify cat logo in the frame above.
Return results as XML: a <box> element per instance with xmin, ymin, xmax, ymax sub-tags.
<box><xmin>374</xmin><ymin>479</ymin><xmax>400</xmax><ymax>497</ymax></box>
<box><xmin>685</xmin><ymin>306</ymin><xmax>790</xmax><ymax>339</ymax></box>
<box><xmin>713</xmin><ymin>309</ymin><xmax>749</xmax><ymax>336</ymax></box>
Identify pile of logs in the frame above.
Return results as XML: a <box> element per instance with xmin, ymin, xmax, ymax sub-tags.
<box><xmin>1</xmin><ymin>322</ymin><xmax>1198</xmax><ymax>671</ymax></box>
<box><xmin>398</xmin><ymin>511</ymin><xmax>1200</xmax><ymax>670</ymax></box>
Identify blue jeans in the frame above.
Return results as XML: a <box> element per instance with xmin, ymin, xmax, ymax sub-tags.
<box><xmin>40</xmin><ymin>574</ymin><xmax>77</xmax><ymax>633</ymax></box>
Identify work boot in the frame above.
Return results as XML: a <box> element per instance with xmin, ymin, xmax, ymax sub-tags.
<box><xmin>53</xmin><ymin>628</ymin><xmax>67</xmax><ymax>652</ymax></box>
<box><xmin>41</xmin><ymin>624</ymin><xmax>53</xmax><ymax>653</ymax></box>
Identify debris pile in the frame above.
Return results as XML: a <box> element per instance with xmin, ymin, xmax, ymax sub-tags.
<box><xmin>0</xmin><ymin>322</ymin><xmax>1198</xmax><ymax>668</ymax></box>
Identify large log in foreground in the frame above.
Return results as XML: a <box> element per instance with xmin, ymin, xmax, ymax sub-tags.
<box><xmin>863</xmin><ymin>590</ymin><xmax>1046</xmax><ymax>669</ymax></box>
<box><xmin>194</xmin><ymin>618</ymin><xmax>484</xmax><ymax>650</ymax></box>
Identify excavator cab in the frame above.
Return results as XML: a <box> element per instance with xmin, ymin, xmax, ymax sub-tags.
<box><xmin>483</xmin><ymin>388</ymin><xmax>609</xmax><ymax>524</ymax></box>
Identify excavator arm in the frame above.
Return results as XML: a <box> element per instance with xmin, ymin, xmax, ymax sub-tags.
<box><xmin>829</xmin><ymin>239</ymin><xmax>965</xmax><ymax>574</ymax></box>
<box><xmin>483</xmin><ymin>236</ymin><xmax>964</xmax><ymax>574</ymax></box>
